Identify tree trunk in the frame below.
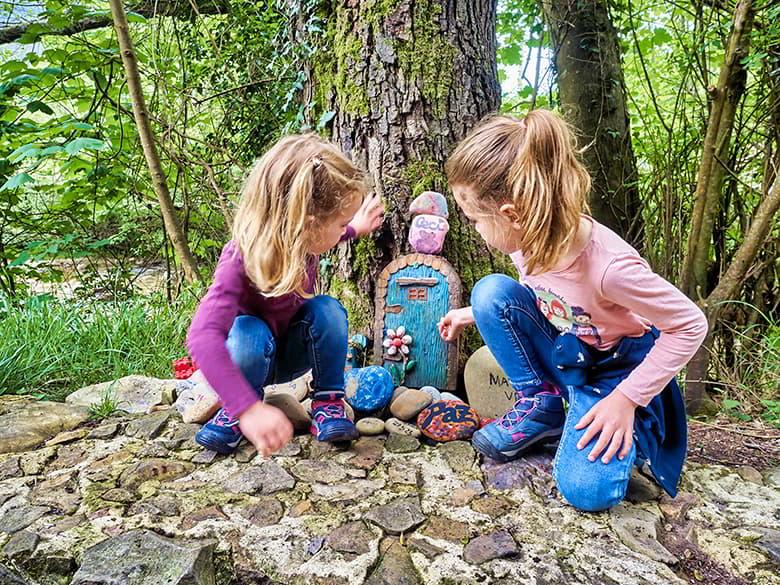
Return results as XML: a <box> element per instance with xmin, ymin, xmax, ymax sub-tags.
<box><xmin>307</xmin><ymin>0</ymin><xmax>510</xmax><ymax>344</ymax></box>
<box><xmin>680</xmin><ymin>0</ymin><xmax>754</xmax><ymax>300</ymax></box>
<box><xmin>541</xmin><ymin>0</ymin><xmax>644</xmax><ymax>250</ymax></box>
<box><xmin>109</xmin><ymin>0</ymin><xmax>201</xmax><ymax>284</ymax></box>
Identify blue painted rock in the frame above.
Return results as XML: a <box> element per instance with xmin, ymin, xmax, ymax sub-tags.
<box><xmin>344</xmin><ymin>366</ymin><xmax>394</xmax><ymax>412</ymax></box>
<box><xmin>416</xmin><ymin>400</ymin><xmax>481</xmax><ymax>442</ymax></box>
<box><xmin>409</xmin><ymin>191</ymin><xmax>449</xmax><ymax>218</ymax></box>
<box><xmin>409</xmin><ymin>214</ymin><xmax>449</xmax><ymax>254</ymax></box>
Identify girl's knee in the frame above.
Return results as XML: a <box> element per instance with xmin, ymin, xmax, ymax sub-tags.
<box><xmin>306</xmin><ymin>295</ymin><xmax>347</xmax><ymax>327</ymax></box>
<box><xmin>471</xmin><ymin>274</ymin><xmax>535</xmax><ymax>317</ymax></box>
<box><xmin>555</xmin><ymin>470</ymin><xmax>627</xmax><ymax>512</ymax></box>
<box><xmin>226</xmin><ymin>316</ymin><xmax>275</xmax><ymax>374</ymax></box>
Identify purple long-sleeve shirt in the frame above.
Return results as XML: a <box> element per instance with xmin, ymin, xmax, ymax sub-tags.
<box><xmin>187</xmin><ymin>226</ymin><xmax>355</xmax><ymax>417</ymax></box>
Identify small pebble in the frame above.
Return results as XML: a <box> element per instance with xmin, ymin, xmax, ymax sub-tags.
<box><xmin>356</xmin><ymin>417</ymin><xmax>385</xmax><ymax>436</ymax></box>
<box><xmin>385</xmin><ymin>418</ymin><xmax>421</xmax><ymax>438</ymax></box>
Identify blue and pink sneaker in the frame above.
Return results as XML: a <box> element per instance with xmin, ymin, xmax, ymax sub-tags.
<box><xmin>471</xmin><ymin>385</ymin><xmax>565</xmax><ymax>462</ymax></box>
<box><xmin>195</xmin><ymin>408</ymin><xmax>243</xmax><ymax>454</ymax></box>
<box><xmin>311</xmin><ymin>399</ymin><xmax>359</xmax><ymax>442</ymax></box>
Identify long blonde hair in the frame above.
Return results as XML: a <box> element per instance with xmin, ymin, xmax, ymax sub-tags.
<box><xmin>445</xmin><ymin>109</ymin><xmax>591</xmax><ymax>275</ymax></box>
<box><xmin>232</xmin><ymin>134</ymin><xmax>367</xmax><ymax>297</ymax></box>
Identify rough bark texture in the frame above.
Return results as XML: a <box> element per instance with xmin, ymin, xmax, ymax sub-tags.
<box><xmin>681</xmin><ymin>0</ymin><xmax>754</xmax><ymax>300</ymax></box>
<box><xmin>0</xmin><ymin>1</ymin><xmax>228</xmax><ymax>45</ymax></box>
<box><xmin>307</xmin><ymin>0</ymin><xmax>509</xmax><ymax>343</ymax></box>
<box><xmin>109</xmin><ymin>0</ymin><xmax>201</xmax><ymax>283</ymax></box>
<box><xmin>541</xmin><ymin>0</ymin><xmax>643</xmax><ymax>250</ymax></box>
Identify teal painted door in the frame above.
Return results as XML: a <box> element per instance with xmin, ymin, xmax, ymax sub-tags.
<box><xmin>382</xmin><ymin>264</ymin><xmax>449</xmax><ymax>389</ymax></box>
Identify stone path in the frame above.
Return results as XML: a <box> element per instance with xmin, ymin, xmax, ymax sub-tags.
<box><xmin>0</xmin><ymin>395</ymin><xmax>778</xmax><ymax>585</ymax></box>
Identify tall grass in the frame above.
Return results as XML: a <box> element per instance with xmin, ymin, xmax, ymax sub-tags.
<box><xmin>0</xmin><ymin>291</ymin><xmax>200</xmax><ymax>401</ymax></box>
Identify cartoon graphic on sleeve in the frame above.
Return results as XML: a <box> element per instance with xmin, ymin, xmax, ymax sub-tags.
<box><xmin>571</xmin><ymin>306</ymin><xmax>602</xmax><ymax>345</ymax></box>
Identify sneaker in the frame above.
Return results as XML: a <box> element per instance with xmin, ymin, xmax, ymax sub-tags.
<box><xmin>472</xmin><ymin>386</ymin><xmax>564</xmax><ymax>462</ymax></box>
<box><xmin>311</xmin><ymin>399</ymin><xmax>359</xmax><ymax>442</ymax></box>
<box><xmin>195</xmin><ymin>408</ymin><xmax>244</xmax><ymax>455</ymax></box>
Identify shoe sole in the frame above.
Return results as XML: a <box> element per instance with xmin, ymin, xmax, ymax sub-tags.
<box><xmin>472</xmin><ymin>427</ymin><xmax>563</xmax><ymax>463</ymax></box>
<box><xmin>195</xmin><ymin>432</ymin><xmax>242</xmax><ymax>455</ymax></box>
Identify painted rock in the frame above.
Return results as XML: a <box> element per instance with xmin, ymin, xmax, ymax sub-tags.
<box><xmin>464</xmin><ymin>346</ymin><xmax>515</xmax><ymax>420</ymax></box>
<box><xmin>417</xmin><ymin>400</ymin><xmax>481</xmax><ymax>442</ymax></box>
<box><xmin>409</xmin><ymin>191</ymin><xmax>449</xmax><ymax>219</ymax></box>
<box><xmin>389</xmin><ymin>390</ymin><xmax>432</xmax><ymax>421</ymax></box>
<box><xmin>419</xmin><ymin>386</ymin><xmax>442</xmax><ymax>402</ymax></box>
<box><xmin>264</xmin><ymin>393</ymin><xmax>311</xmax><ymax>431</ymax></box>
<box><xmin>344</xmin><ymin>366</ymin><xmax>394</xmax><ymax>412</ymax></box>
<box><xmin>409</xmin><ymin>214</ymin><xmax>449</xmax><ymax>254</ymax></box>
<box><xmin>181</xmin><ymin>372</ymin><xmax>221</xmax><ymax>424</ymax></box>
<box><xmin>385</xmin><ymin>417</ymin><xmax>421</xmax><ymax>438</ymax></box>
<box><xmin>264</xmin><ymin>370</ymin><xmax>311</xmax><ymax>402</ymax></box>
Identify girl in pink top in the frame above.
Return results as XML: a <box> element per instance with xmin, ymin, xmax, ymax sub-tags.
<box><xmin>437</xmin><ymin>110</ymin><xmax>707</xmax><ymax>511</ymax></box>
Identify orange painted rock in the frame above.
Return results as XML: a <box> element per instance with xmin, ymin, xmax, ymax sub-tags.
<box><xmin>417</xmin><ymin>400</ymin><xmax>481</xmax><ymax>442</ymax></box>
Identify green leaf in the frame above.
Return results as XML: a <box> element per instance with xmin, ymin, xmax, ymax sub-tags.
<box><xmin>722</xmin><ymin>399</ymin><xmax>741</xmax><ymax>410</ymax></box>
<box><xmin>8</xmin><ymin>250</ymin><xmax>31</xmax><ymax>267</ymax></box>
<box><xmin>317</xmin><ymin>110</ymin><xmax>336</xmax><ymax>129</ymax></box>
<box><xmin>405</xmin><ymin>359</ymin><xmax>417</xmax><ymax>372</ymax></box>
<box><xmin>27</xmin><ymin>100</ymin><xmax>54</xmax><ymax>115</ymax></box>
<box><xmin>39</xmin><ymin>145</ymin><xmax>65</xmax><ymax>157</ymax></box>
<box><xmin>0</xmin><ymin>173</ymin><xmax>35</xmax><ymax>191</ymax></box>
<box><xmin>126</xmin><ymin>11</ymin><xmax>148</xmax><ymax>23</ymax></box>
<box><xmin>9</xmin><ymin>144</ymin><xmax>41</xmax><ymax>162</ymax></box>
<box><xmin>65</xmin><ymin>138</ymin><xmax>108</xmax><ymax>156</ymax></box>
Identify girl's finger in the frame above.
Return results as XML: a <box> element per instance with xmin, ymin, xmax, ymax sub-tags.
<box><xmin>619</xmin><ymin>431</ymin><xmax>633</xmax><ymax>460</ymax></box>
<box><xmin>588</xmin><ymin>427</ymin><xmax>612</xmax><ymax>462</ymax></box>
<box><xmin>577</xmin><ymin>419</ymin><xmax>600</xmax><ymax>450</ymax></box>
<box><xmin>601</xmin><ymin>429</ymin><xmax>623</xmax><ymax>464</ymax></box>
<box><xmin>575</xmin><ymin>406</ymin><xmax>597</xmax><ymax>431</ymax></box>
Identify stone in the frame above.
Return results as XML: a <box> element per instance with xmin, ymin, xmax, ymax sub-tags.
<box><xmin>29</xmin><ymin>471</ymin><xmax>81</xmax><ymax>514</ymax></box>
<box><xmin>440</xmin><ymin>392</ymin><xmax>463</xmax><ymax>403</ymax></box>
<box><xmin>45</xmin><ymin>428</ymin><xmax>88</xmax><ymax>446</ymax></box>
<box><xmin>482</xmin><ymin>451</ymin><xmax>556</xmax><ymax>498</ymax></box>
<box><xmin>289</xmin><ymin>500</ymin><xmax>314</xmax><ymax>517</ymax></box>
<box><xmin>179</xmin><ymin>371</ymin><xmax>221</xmax><ymax>424</ymax></box>
<box><xmin>388</xmin><ymin>461</ymin><xmax>420</xmax><ymax>486</ymax></box>
<box><xmin>610</xmin><ymin>504</ymin><xmax>677</xmax><ymax>565</ymax></box>
<box><xmin>240</xmin><ymin>497</ymin><xmax>284</xmax><ymax>527</ymax></box>
<box><xmin>0</xmin><ymin>565</ymin><xmax>30</xmax><ymax>585</ymax></box>
<box><xmin>326</xmin><ymin>521</ymin><xmax>375</xmax><ymax>554</ymax></box>
<box><xmin>365</xmin><ymin>496</ymin><xmax>425</xmax><ymax>535</ymax></box>
<box><xmin>234</xmin><ymin>441</ymin><xmax>257</xmax><ymax>463</ymax></box>
<box><xmin>408</xmin><ymin>536</ymin><xmax>446</xmax><ymax>559</ymax></box>
<box><xmin>0</xmin><ymin>398</ymin><xmax>89</xmax><ymax>454</ymax></box>
<box><xmin>138</xmin><ymin>441</ymin><xmax>171</xmax><ymax>458</ymax></box>
<box><xmin>273</xmin><ymin>440</ymin><xmax>302</xmax><ymax>458</ymax></box>
<box><xmin>736</xmin><ymin>465</ymin><xmax>763</xmax><ymax>485</ymax></box>
<box><xmin>384</xmin><ymin>418</ymin><xmax>420</xmax><ymax>438</ymax></box>
<box><xmin>658</xmin><ymin>491</ymin><xmax>699</xmax><ymax>523</ymax></box>
<box><xmin>119</xmin><ymin>458</ymin><xmax>194</xmax><ymax>489</ymax></box>
<box><xmin>0</xmin><ymin>456</ymin><xmax>22</xmax><ymax>480</ymax></box>
<box><xmin>348</xmin><ymin>437</ymin><xmax>385</xmax><ymax>469</ymax></box>
<box><xmin>386</xmin><ymin>434</ymin><xmax>420</xmax><ymax>453</ymax></box>
<box><xmin>392</xmin><ymin>386</ymin><xmax>410</xmax><ymax>402</ymax></box>
<box><xmin>311</xmin><ymin>479</ymin><xmax>385</xmax><ymax>503</ymax></box>
<box><xmin>365</xmin><ymin>538</ymin><xmax>421</xmax><ymax>585</ymax></box>
<box><xmin>19</xmin><ymin>446</ymin><xmax>55</xmax><ymax>475</ymax></box>
<box><xmin>390</xmin><ymin>389</ymin><xmax>432</xmax><ymax>421</ymax></box>
<box><xmin>222</xmin><ymin>460</ymin><xmax>295</xmax><ymax>495</ymax></box>
<box><xmin>87</xmin><ymin>423</ymin><xmax>119</xmax><ymax>439</ymax></box>
<box><xmin>409</xmin><ymin>191</ymin><xmax>448</xmax><ymax>218</ymax></box>
<box><xmin>102</xmin><ymin>488</ymin><xmax>137</xmax><ymax>504</ymax></box>
<box><xmin>306</xmin><ymin>536</ymin><xmax>325</xmax><ymax>556</ymax></box>
<box><xmin>422</xmin><ymin>515</ymin><xmax>469</xmax><ymax>543</ymax></box>
<box><xmin>356</xmin><ymin>417</ymin><xmax>385</xmax><ymax>436</ymax></box>
<box><xmin>292</xmin><ymin>460</ymin><xmax>347</xmax><ymax>484</ymax></box>
<box><xmin>70</xmin><ymin>529</ymin><xmax>215</xmax><ymax>585</ymax></box>
<box><xmin>439</xmin><ymin>441</ymin><xmax>475</xmax><ymax>473</ymax></box>
<box><xmin>67</xmin><ymin>375</ymin><xmax>177</xmax><ymax>415</ymax></box>
<box><xmin>125</xmin><ymin>411</ymin><xmax>170</xmax><ymax>439</ymax></box>
<box><xmin>471</xmin><ymin>495</ymin><xmax>514</xmax><ymax>519</ymax></box>
<box><xmin>129</xmin><ymin>495</ymin><xmax>180</xmax><ymax>517</ymax></box>
<box><xmin>0</xmin><ymin>503</ymin><xmax>49</xmax><ymax>533</ymax></box>
<box><xmin>417</xmin><ymin>400</ymin><xmax>480</xmax><ymax>442</ymax></box>
<box><xmin>191</xmin><ymin>449</ymin><xmax>219</xmax><ymax>464</ymax></box>
<box><xmin>408</xmin><ymin>214</ymin><xmax>449</xmax><ymax>254</ymax></box>
<box><xmin>264</xmin><ymin>392</ymin><xmax>311</xmax><ymax>430</ymax></box>
<box><xmin>451</xmin><ymin>488</ymin><xmax>478</xmax><ymax>506</ymax></box>
<box><xmin>180</xmin><ymin>505</ymin><xmax>228</xmax><ymax>530</ymax></box>
<box><xmin>418</xmin><ymin>386</ymin><xmax>442</xmax><ymax>403</ymax></box>
<box><xmin>345</xmin><ymin>366</ymin><xmax>394</xmax><ymax>412</ymax></box>
<box><xmin>464</xmin><ymin>346</ymin><xmax>516</xmax><ymax>419</ymax></box>
<box><xmin>50</xmin><ymin>443</ymin><xmax>87</xmax><ymax>471</ymax></box>
<box><xmin>463</xmin><ymin>530</ymin><xmax>519</xmax><ymax>564</ymax></box>
<box><xmin>301</xmin><ymin>398</ymin><xmax>312</xmax><ymax>415</ymax></box>
<box><xmin>2</xmin><ymin>530</ymin><xmax>39</xmax><ymax>558</ymax></box>
<box><xmin>626</xmin><ymin>469</ymin><xmax>663</xmax><ymax>503</ymax></box>
<box><xmin>263</xmin><ymin>370</ymin><xmax>312</xmax><ymax>402</ymax></box>
<box><xmin>752</xmin><ymin>527</ymin><xmax>780</xmax><ymax>563</ymax></box>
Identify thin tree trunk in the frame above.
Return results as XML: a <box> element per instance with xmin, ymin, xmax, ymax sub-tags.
<box><xmin>681</xmin><ymin>0</ymin><xmax>754</xmax><ymax>300</ymax></box>
<box><xmin>305</xmin><ymin>0</ymin><xmax>509</xmax><ymax>341</ymax></box>
<box><xmin>109</xmin><ymin>0</ymin><xmax>201</xmax><ymax>283</ymax></box>
<box><xmin>541</xmin><ymin>0</ymin><xmax>644</xmax><ymax>249</ymax></box>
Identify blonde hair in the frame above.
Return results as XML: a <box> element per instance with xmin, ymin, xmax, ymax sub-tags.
<box><xmin>232</xmin><ymin>134</ymin><xmax>367</xmax><ymax>297</ymax></box>
<box><xmin>445</xmin><ymin>109</ymin><xmax>591</xmax><ymax>275</ymax></box>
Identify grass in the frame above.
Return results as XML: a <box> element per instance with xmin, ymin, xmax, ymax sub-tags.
<box><xmin>0</xmin><ymin>290</ymin><xmax>200</xmax><ymax>401</ymax></box>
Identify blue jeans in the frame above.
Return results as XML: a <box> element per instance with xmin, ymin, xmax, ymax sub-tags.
<box><xmin>472</xmin><ymin>274</ymin><xmax>658</xmax><ymax>512</ymax></box>
<box><xmin>226</xmin><ymin>295</ymin><xmax>348</xmax><ymax>401</ymax></box>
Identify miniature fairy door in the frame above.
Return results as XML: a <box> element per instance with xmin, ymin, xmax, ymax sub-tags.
<box><xmin>374</xmin><ymin>254</ymin><xmax>461</xmax><ymax>391</ymax></box>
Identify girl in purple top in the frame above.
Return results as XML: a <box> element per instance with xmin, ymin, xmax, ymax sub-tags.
<box><xmin>188</xmin><ymin>134</ymin><xmax>383</xmax><ymax>456</ymax></box>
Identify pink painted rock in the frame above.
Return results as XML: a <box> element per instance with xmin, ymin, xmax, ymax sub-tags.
<box><xmin>409</xmin><ymin>214</ymin><xmax>449</xmax><ymax>254</ymax></box>
<box><xmin>410</xmin><ymin>191</ymin><xmax>448</xmax><ymax>218</ymax></box>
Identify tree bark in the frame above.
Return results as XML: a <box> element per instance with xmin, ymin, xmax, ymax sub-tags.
<box><xmin>307</xmin><ymin>0</ymin><xmax>509</xmax><ymax>341</ymax></box>
<box><xmin>541</xmin><ymin>0</ymin><xmax>644</xmax><ymax>249</ymax></box>
<box><xmin>109</xmin><ymin>0</ymin><xmax>201</xmax><ymax>283</ymax></box>
<box><xmin>1</xmin><ymin>1</ymin><xmax>227</xmax><ymax>45</ymax></box>
<box><xmin>681</xmin><ymin>0</ymin><xmax>754</xmax><ymax>300</ymax></box>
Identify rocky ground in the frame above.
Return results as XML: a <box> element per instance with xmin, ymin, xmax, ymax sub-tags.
<box><xmin>0</xmin><ymin>391</ymin><xmax>778</xmax><ymax>585</ymax></box>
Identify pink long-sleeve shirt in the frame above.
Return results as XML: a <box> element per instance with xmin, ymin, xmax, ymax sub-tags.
<box><xmin>510</xmin><ymin>217</ymin><xmax>708</xmax><ymax>407</ymax></box>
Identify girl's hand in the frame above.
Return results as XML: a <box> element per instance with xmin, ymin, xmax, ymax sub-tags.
<box><xmin>437</xmin><ymin>306</ymin><xmax>475</xmax><ymax>342</ymax></box>
<box><xmin>575</xmin><ymin>390</ymin><xmax>638</xmax><ymax>464</ymax></box>
<box><xmin>237</xmin><ymin>401</ymin><xmax>294</xmax><ymax>457</ymax></box>
<box><xmin>350</xmin><ymin>193</ymin><xmax>384</xmax><ymax>237</ymax></box>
